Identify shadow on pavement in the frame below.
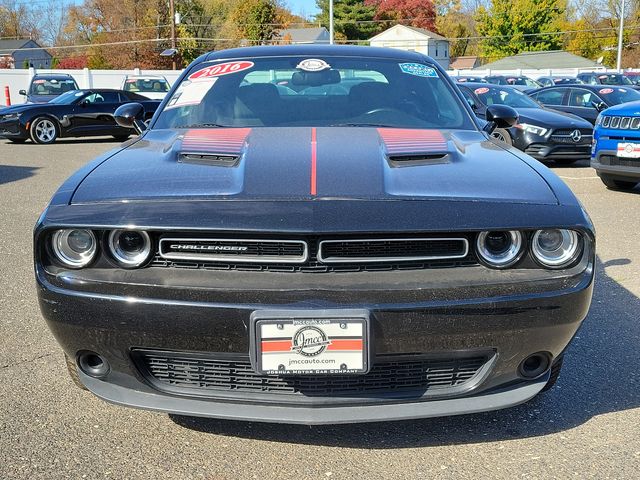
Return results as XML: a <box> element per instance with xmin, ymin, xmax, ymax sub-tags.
<box><xmin>0</xmin><ymin>165</ymin><xmax>39</xmax><ymax>186</ymax></box>
<box><xmin>1</xmin><ymin>137</ymin><xmax>125</xmax><ymax>146</ymax></box>
<box><xmin>170</xmin><ymin>256</ymin><xmax>639</xmax><ymax>448</ymax></box>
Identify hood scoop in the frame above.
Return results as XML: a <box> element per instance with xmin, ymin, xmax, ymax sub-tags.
<box><xmin>378</xmin><ymin>128</ymin><xmax>450</xmax><ymax>166</ymax></box>
<box><xmin>179</xmin><ymin>128</ymin><xmax>251</xmax><ymax>167</ymax></box>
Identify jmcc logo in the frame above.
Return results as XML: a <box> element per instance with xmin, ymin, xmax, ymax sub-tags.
<box><xmin>290</xmin><ymin>326</ymin><xmax>332</xmax><ymax>357</ymax></box>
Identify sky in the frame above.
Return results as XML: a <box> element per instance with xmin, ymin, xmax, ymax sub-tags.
<box><xmin>287</xmin><ymin>0</ymin><xmax>321</xmax><ymax>18</ymax></box>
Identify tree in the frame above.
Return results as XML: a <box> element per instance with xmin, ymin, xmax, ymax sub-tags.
<box><xmin>230</xmin><ymin>0</ymin><xmax>278</xmax><ymax>44</ymax></box>
<box><xmin>435</xmin><ymin>0</ymin><xmax>475</xmax><ymax>57</ymax></box>
<box><xmin>475</xmin><ymin>0</ymin><xmax>567</xmax><ymax>61</ymax></box>
<box><xmin>315</xmin><ymin>0</ymin><xmax>378</xmax><ymax>41</ymax></box>
<box><xmin>365</xmin><ymin>0</ymin><xmax>437</xmax><ymax>32</ymax></box>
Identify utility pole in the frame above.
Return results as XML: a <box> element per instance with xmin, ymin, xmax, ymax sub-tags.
<box><xmin>329</xmin><ymin>0</ymin><xmax>334</xmax><ymax>45</ymax></box>
<box><xmin>169</xmin><ymin>0</ymin><xmax>177</xmax><ymax>70</ymax></box>
<box><xmin>616</xmin><ymin>0</ymin><xmax>625</xmax><ymax>71</ymax></box>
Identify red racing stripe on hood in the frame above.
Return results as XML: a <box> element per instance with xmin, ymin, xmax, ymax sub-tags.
<box><xmin>181</xmin><ymin>128</ymin><xmax>251</xmax><ymax>154</ymax></box>
<box><xmin>377</xmin><ymin>128</ymin><xmax>447</xmax><ymax>154</ymax></box>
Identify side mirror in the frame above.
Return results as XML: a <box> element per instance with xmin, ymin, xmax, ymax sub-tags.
<box><xmin>114</xmin><ymin>102</ymin><xmax>146</xmax><ymax>134</ymax></box>
<box><xmin>482</xmin><ymin>104</ymin><xmax>519</xmax><ymax>134</ymax></box>
<box><xmin>591</xmin><ymin>101</ymin><xmax>607</xmax><ymax>112</ymax></box>
<box><xmin>19</xmin><ymin>89</ymin><xmax>26</xmax><ymax>96</ymax></box>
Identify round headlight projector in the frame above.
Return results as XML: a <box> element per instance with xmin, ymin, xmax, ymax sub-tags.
<box><xmin>108</xmin><ymin>230</ymin><xmax>152</xmax><ymax>268</ymax></box>
<box><xmin>476</xmin><ymin>230</ymin><xmax>523</xmax><ymax>268</ymax></box>
<box><xmin>51</xmin><ymin>229</ymin><xmax>97</xmax><ymax>268</ymax></box>
<box><xmin>532</xmin><ymin>229</ymin><xmax>580</xmax><ymax>267</ymax></box>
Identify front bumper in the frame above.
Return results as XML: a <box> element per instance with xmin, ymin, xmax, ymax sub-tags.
<box><xmin>513</xmin><ymin>130</ymin><xmax>591</xmax><ymax>161</ymax></box>
<box><xmin>0</xmin><ymin>118</ymin><xmax>27</xmax><ymax>139</ymax></box>
<box><xmin>37</xmin><ymin>250</ymin><xmax>594</xmax><ymax>423</ymax></box>
<box><xmin>592</xmin><ymin>134</ymin><xmax>640</xmax><ymax>181</ymax></box>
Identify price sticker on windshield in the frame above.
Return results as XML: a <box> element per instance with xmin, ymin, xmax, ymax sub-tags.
<box><xmin>399</xmin><ymin>63</ymin><xmax>438</xmax><ymax>78</ymax></box>
<box><xmin>599</xmin><ymin>88</ymin><xmax>614</xmax><ymax>94</ymax></box>
<box><xmin>474</xmin><ymin>87</ymin><xmax>490</xmax><ymax>95</ymax></box>
<box><xmin>188</xmin><ymin>61</ymin><xmax>254</xmax><ymax>80</ymax></box>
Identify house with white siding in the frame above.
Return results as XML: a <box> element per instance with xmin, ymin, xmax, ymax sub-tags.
<box><xmin>369</xmin><ymin>25</ymin><xmax>450</xmax><ymax>69</ymax></box>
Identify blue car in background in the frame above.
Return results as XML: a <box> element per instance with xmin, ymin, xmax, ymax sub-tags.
<box><xmin>592</xmin><ymin>101</ymin><xmax>640</xmax><ymax>191</ymax></box>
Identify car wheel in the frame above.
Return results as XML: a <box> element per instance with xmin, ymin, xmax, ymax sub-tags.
<box><xmin>541</xmin><ymin>355</ymin><xmax>563</xmax><ymax>392</ymax></box>
<box><xmin>7</xmin><ymin>138</ymin><xmax>27</xmax><ymax>144</ymax></box>
<box><xmin>554</xmin><ymin>159</ymin><xmax>578</xmax><ymax>165</ymax></box>
<box><xmin>64</xmin><ymin>353</ymin><xmax>88</xmax><ymax>391</ymax></box>
<box><xmin>30</xmin><ymin>117</ymin><xmax>58</xmax><ymax>144</ymax></box>
<box><xmin>113</xmin><ymin>135</ymin><xmax>130</xmax><ymax>142</ymax></box>
<box><xmin>600</xmin><ymin>175</ymin><xmax>638</xmax><ymax>191</ymax></box>
<box><xmin>491</xmin><ymin>128</ymin><xmax>512</xmax><ymax>146</ymax></box>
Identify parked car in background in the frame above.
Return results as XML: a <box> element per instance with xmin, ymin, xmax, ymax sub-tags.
<box><xmin>536</xmin><ymin>76</ymin><xmax>582</xmax><ymax>87</ymax></box>
<box><xmin>121</xmin><ymin>75</ymin><xmax>171</xmax><ymax>100</ymax></box>
<box><xmin>0</xmin><ymin>89</ymin><xmax>160</xmax><ymax>144</ymax></box>
<box><xmin>485</xmin><ymin>75</ymin><xmax>541</xmax><ymax>91</ymax></box>
<box><xmin>458</xmin><ymin>83</ymin><xmax>593</xmax><ymax>164</ymax></box>
<box><xmin>528</xmin><ymin>84</ymin><xmax>640</xmax><ymax>124</ymax></box>
<box><xmin>591</xmin><ymin>100</ymin><xmax>640</xmax><ymax>191</ymax></box>
<box><xmin>623</xmin><ymin>72</ymin><xmax>640</xmax><ymax>86</ymax></box>
<box><xmin>576</xmin><ymin>72</ymin><xmax>640</xmax><ymax>90</ymax></box>
<box><xmin>454</xmin><ymin>76</ymin><xmax>487</xmax><ymax>83</ymax></box>
<box><xmin>19</xmin><ymin>74</ymin><xmax>79</xmax><ymax>104</ymax></box>
<box><xmin>34</xmin><ymin>46</ymin><xmax>594</xmax><ymax>424</ymax></box>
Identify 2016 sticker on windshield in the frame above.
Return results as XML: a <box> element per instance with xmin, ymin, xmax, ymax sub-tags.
<box><xmin>188</xmin><ymin>61</ymin><xmax>254</xmax><ymax>80</ymax></box>
<box><xmin>399</xmin><ymin>63</ymin><xmax>438</xmax><ymax>78</ymax></box>
<box><xmin>474</xmin><ymin>87</ymin><xmax>489</xmax><ymax>95</ymax></box>
<box><xmin>599</xmin><ymin>88</ymin><xmax>614</xmax><ymax>94</ymax></box>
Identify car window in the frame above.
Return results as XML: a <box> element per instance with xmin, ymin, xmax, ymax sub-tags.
<box><xmin>538</xmin><ymin>78</ymin><xmax>552</xmax><ymax>87</ymax></box>
<box><xmin>124</xmin><ymin>78</ymin><xmax>170</xmax><ymax>93</ymax></box>
<box><xmin>472</xmin><ymin>85</ymin><xmax>540</xmax><ymax>108</ymax></box>
<box><xmin>532</xmin><ymin>88</ymin><xmax>566</xmax><ymax>106</ymax></box>
<box><xmin>568</xmin><ymin>89</ymin><xmax>598</xmax><ymax>108</ymax></box>
<box><xmin>84</xmin><ymin>92</ymin><xmax>120</xmax><ymax>104</ymax></box>
<box><xmin>459</xmin><ymin>88</ymin><xmax>477</xmax><ymax>109</ymax></box>
<box><xmin>29</xmin><ymin>78</ymin><xmax>78</xmax><ymax>95</ymax></box>
<box><xmin>596</xmin><ymin>87</ymin><xmax>640</xmax><ymax>105</ymax></box>
<box><xmin>155</xmin><ymin>56</ymin><xmax>475</xmax><ymax>130</ymax></box>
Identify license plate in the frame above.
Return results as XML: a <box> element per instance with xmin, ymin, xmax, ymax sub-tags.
<box><xmin>617</xmin><ymin>142</ymin><xmax>640</xmax><ymax>158</ymax></box>
<box><xmin>250</xmin><ymin>310</ymin><xmax>370</xmax><ymax>375</ymax></box>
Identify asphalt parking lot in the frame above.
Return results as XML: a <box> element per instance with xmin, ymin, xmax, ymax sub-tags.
<box><xmin>1</xmin><ymin>139</ymin><xmax>639</xmax><ymax>479</ymax></box>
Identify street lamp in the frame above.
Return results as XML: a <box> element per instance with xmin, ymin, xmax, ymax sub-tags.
<box><xmin>616</xmin><ymin>0</ymin><xmax>626</xmax><ymax>71</ymax></box>
<box><xmin>329</xmin><ymin>0</ymin><xmax>334</xmax><ymax>45</ymax></box>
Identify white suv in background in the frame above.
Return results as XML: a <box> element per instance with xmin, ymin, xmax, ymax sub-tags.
<box><xmin>120</xmin><ymin>75</ymin><xmax>171</xmax><ymax>100</ymax></box>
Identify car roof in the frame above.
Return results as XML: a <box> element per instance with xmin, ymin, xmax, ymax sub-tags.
<box><xmin>201</xmin><ymin>45</ymin><xmax>433</xmax><ymax>65</ymax></box>
<box><xmin>32</xmin><ymin>73</ymin><xmax>75</xmax><ymax>80</ymax></box>
<box><xmin>125</xmin><ymin>75</ymin><xmax>166</xmax><ymax>79</ymax></box>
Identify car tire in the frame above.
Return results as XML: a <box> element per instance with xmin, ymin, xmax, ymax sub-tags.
<box><xmin>600</xmin><ymin>175</ymin><xmax>638</xmax><ymax>191</ymax></box>
<box><xmin>541</xmin><ymin>354</ymin><xmax>564</xmax><ymax>392</ymax></box>
<box><xmin>30</xmin><ymin>117</ymin><xmax>59</xmax><ymax>144</ymax></box>
<box><xmin>64</xmin><ymin>353</ymin><xmax>88</xmax><ymax>391</ymax></box>
<box><xmin>491</xmin><ymin>128</ymin><xmax>512</xmax><ymax>145</ymax></box>
<box><xmin>113</xmin><ymin>135</ymin><xmax>130</xmax><ymax>142</ymax></box>
<box><xmin>7</xmin><ymin>138</ymin><xmax>27</xmax><ymax>144</ymax></box>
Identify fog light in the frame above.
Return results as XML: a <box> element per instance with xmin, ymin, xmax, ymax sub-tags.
<box><xmin>108</xmin><ymin>230</ymin><xmax>152</xmax><ymax>268</ymax></box>
<box><xmin>77</xmin><ymin>351</ymin><xmax>110</xmax><ymax>378</ymax></box>
<box><xmin>476</xmin><ymin>230</ymin><xmax>523</xmax><ymax>268</ymax></box>
<box><xmin>518</xmin><ymin>353</ymin><xmax>551</xmax><ymax>379</ymax></box>
<box><xmin>51</xmin><ymin>229</ymin><xmax>97</xmax><ymax>268</ymax></box>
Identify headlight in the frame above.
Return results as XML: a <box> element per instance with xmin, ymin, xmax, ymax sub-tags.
<box><xmin>531</xmin><ymin>229</ymin><xmax>581</xmax><ymax>268</ymax></box>
<box><xmin>595</xmin><ymin>114</ymin><xmax>602</xmax><ymax>126</ymax></box>
<box><xmin>476</xmin><ymin>230</ymin><xmax>523</xmax><ymax>268</ymax></box>
<box><xmin>516</xmin><ymin>123</ymin><xmax>548</xmax><ymax>136</ymax></box>
<box><xmin>108</xmin><ymin>230</ymin><xmax>152</xmax><ymax>268</ymax></box>
<box><xmin>1</xmin><ymin>113</ymin><xmax>20</xmax><ymax>121</ymax></box>
<box><xmin>51</xmin><ymin>229</ymin><xmax>97</xmax><ymax>268</ymax></box>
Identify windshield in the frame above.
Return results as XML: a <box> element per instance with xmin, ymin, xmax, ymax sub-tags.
<box><xmin>29</xmin><ymin>78</ymin><xmax>78</xmax><ymax>96</ymax></box>
<box><xmin>48</xmin><ymin>90</ymin><xmax>86</xmax><ymax>104</ymax></box>
<box><xmin>506</xmin><ymin>77</ymin><xmax>540</xmax><ymax>87</ymax></box>
<box><xmin>554</xmin><ymin>78</ymin><xmax>579</xmax><ymax>85</ymax></box>
<box><xmin>154</xmin><ymin>56</ymin><xmax>474</xmax><ymax>130</ymax></box>
<box><xmin>597</xmin><ymin>87</ymin><xmax>640</xmax><ymax>104</ymax></box>
<box><xmin>472</xmin><ymin>85</ymin><xmax>540</xmax><ymax>108</ymax></box>
<box><xmin>124</xmin><ymin>78</ymin><xmax>170</xmax><ymax>93</ymax></box>
<box><xmin>598</xmin><ymin>74</ymin><xmax>633</xmax><ymax>85</ymax></box>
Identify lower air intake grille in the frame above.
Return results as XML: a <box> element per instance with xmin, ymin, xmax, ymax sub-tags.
<box><xmin>598</xmin><ymin>154</ymin><xmax>640</xmax><ymax>168</ymax></box>
<box><xmin>136</xmin><ymin>351</ymin><xmax>488</xmax><ymax>397</ymax></box>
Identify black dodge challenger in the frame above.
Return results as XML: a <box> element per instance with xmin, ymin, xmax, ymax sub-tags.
<box><xmin>0</xmin><ymin>89</ymin><xmax>160</xmax><ymax>144</ymax></box>
<box><xmin>35</xmin><ymin>46</ymin><xmax>595</xmax><ymax>424</ymax></box>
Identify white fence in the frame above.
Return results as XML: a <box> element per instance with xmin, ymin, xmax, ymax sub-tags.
<box><xmin>0</xmin><ymin>68</ymin><xmax>183</xmax><ymax>105</ymax></box>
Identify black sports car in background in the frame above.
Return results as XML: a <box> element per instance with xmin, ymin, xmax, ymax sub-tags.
<box><xmin>35</xmin><ymin>46</ymin><xmax>594</xmax><ymax>424</ymax></box>
<box><xmin>536</xmin><ymin>76</ymin><xmax>581</xmax><ymax>87</ymax></box>
<box><xmin>19</xmin><ymin>73</ymin><xmax>79</xmax><ymax>104</ymax></box>
<box><xmin>528</xmin><ymin>84</ymin><xmax>640</xmax><ymax>124</ymax></box>
<box><xmin>458</xmin><ymin>83</ymin><xmax>593</xmax><ymax>164</ymax></box>
<box><xmin>0</xmin><ymin>89</ymin><xmax>160</xmax><ymax>144</ymax></box>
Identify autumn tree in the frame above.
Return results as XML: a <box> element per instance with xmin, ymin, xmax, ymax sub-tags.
<box><xmin>365</xmin><ymin>0</ymin><xmax>437</xmax><ymax>32</ymax></box>
<box><xmin>435</xmin><ymin>0</ymin><xmax>475</xmax><ymax>57</ymax></box>
<box><xmin>475</xmin><ymin>0</ymin><xmax>567</xmax><ymax>61</ymax></box>
<box><xmin>230</xmin><ymin>0</ymin><xmax>278</xmax><ymax>44</ymax></box>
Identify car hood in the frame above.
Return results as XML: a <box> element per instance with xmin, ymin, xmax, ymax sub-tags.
<box><xmin>71</xmin><ymin>127</ymin><xmax>558</xmax><ymax>205</ymax></box>
<box><xmin>0</xmin><ymin>104</ymin><xmax>31</xmax><ymax>115</ymax></box>
<box><xmin>515</xmin><ymin>108</ymin><xmax>592</xmax><ymax>128</ymax></box>
<box><xmin>600</xmin><ymin>99</ymin><xmax>640</xmax><ymax>115</ymax></box>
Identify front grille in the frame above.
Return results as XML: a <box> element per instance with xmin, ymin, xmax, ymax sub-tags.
<box><xmin>152</xmin><ymin>234</ymin><xmax>478</xmax><ymax>273</ymax></box>
<box><xmin>598</xmin><ymin>154</ymin><xmax>640</xmax><ymax>168</ymax></box>
<box><xmin>601</xmin><ymin>116</ymin><xmax>640</xmax><ymax>130</ymax></box>
<box><xmin>552</xmin><ymin>128</ymin><xmax>593</xmax><ymax>136</ymax></box>
<box><xmin>525</xmin><ymin>144</ymin><xmax>590</xmax><ymax>158</ymax></box>
<box><xmin>136</xmin><ymin>351</ymin><xmax>488</xmax><ymax>397</ymax></box>
<box><xmin>550</xmin><ymin>128</ymin><xmax>592</xmax><ymax>145</ymax></box>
